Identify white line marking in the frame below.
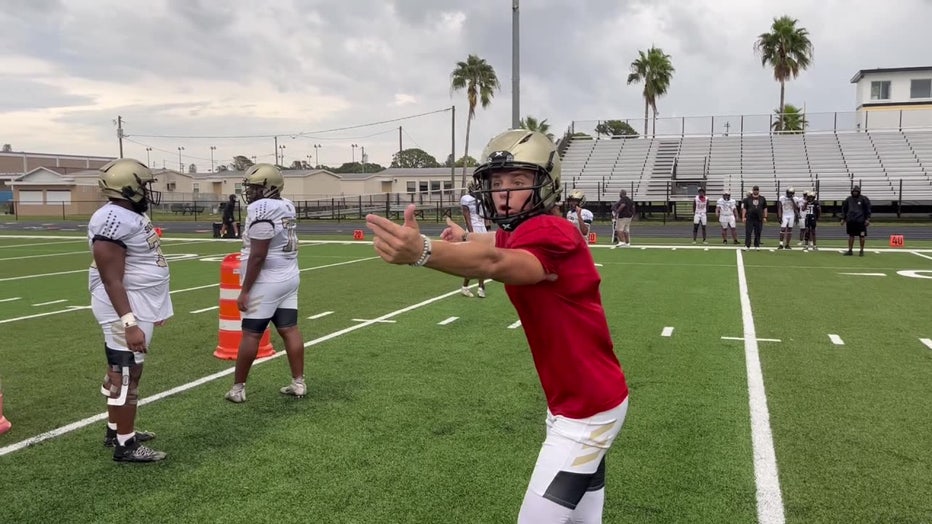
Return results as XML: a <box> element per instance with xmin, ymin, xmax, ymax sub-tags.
<box><xmin>721</xmin><ymin>336</ymin><xmax>782</xmax><ymax>342</ymax></box>
<box><xmin>190</xmin><ymin>305</ymin><xmax>219</xmax><ymax>314</ymax></box>
<box><xmin>0</xmin><ymin>305</ymin><xmax>92</xmax><ymax>324</ymax></box>
<box><xmin>0</xmin><ymin>297</ymin><xmax>21</xmax><ymax>303</ymax></box>
<box><xmin>661</xmin><ymin>326</ymin><xmax>674</xmax><ymax>337</ymax></box>
<box><xmin>594</xmin><ymin>263</ymin><xmax>603</xmax><ymax>267</ymax></box>
<box><xmin>308</xmin><ymin>311</ymin><xmax>334</xmax><ymax>320</ymax></box>
<box><xmin>828</xmin><ymin>334</ymin><xmax>845</xmax><ymax>345</ymax></box>
<box><xmin>736</xmin><ymin>249</ymin><xmax>785</xmax><ymax>524</ymax></box>
<box><xmin>438</xmin><ymin>316</ymin><xmax>459</xmax><ymax>325</ymax></box>
<box><xmin>351</xmin><ymin>318</ymin><xmax>396</xmax><ymax>323</ymax></box>
<box><xmin>0</xmin><ymin>239</ymin><xmax>85</xmax><ymax>249</ymax></box>
<box><xmin>920</xmin><ymin>338</ymin><xmax>932</xmax><ymax>350</ymax></box>
<box><xmin>0</xmin><ymin>268</ymin><xmax>87</xmax><ymax>282</ymax></box>
<box><xmin>0</xmin><ymin>285</ymin><xmax>474</xmax><ymax>457</ymax></box>
<box><xmin>838</xmin><ymin>272</ymin><xmax>886</xmax><ymax>277</ymax></box>
<box><xmin>911</xmin><ymin>251</ymin><xmax>932</xmax><ymax>261</ymax></box>
<box><xmin>508</xmin><ymin>320</ymin><xmax>522</xmax><ymax>329</ymax></box>
<box><xmin>0</xmin><ymin>250</ymin><xmax>88</xmax><ymax>262</ymax></box>
<box><xmin>32</xmin><ymin>299</ymin><xmax>67</xmax><ymax>307</ymax></box>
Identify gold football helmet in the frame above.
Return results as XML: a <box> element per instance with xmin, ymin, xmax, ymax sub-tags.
<box><xmin>566</xmin><ymin>189</ymin><xmax>586</xmax><ymax>207</ymax></box>
<box><xmin>472</xmin><ymin>129</ymin><xmax>561</xmax><ymax>230</ymax></box>
<box><xmin>98</xmin><ymin>158</ymin><xmax>160</xmax><ymax>212</ymax></box>
<box><xmin>243</xmin><ymin>163</ymin><xmax>284</xmax><ymax>203</ymax></box>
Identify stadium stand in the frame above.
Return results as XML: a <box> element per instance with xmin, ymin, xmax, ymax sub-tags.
<box><xmin>562</xmin><ymin>130</ymin><xmax>932</xmax><ymax>202</ymax></box>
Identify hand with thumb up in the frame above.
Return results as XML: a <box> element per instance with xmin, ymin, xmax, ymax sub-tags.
<box><xmin>441</xmin><ymin>217</ymin><xmax>466</xmax><ymax>243</ymax></box>
<box><xmin>365</xmin><ymin>204</ymin><xmax>425</xmax><ymax>265</ymax></box>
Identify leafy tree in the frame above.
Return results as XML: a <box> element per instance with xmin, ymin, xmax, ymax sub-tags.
<box><xmin>754</xmin><ymin>16</ymin><xmax>814</xmax><ymax>131</ymax></box>
<box><xmin>570</xmin><ymin>132</ymin><xmax>593</xmax><ymax>140</ymax></box>
<box><xmin>188</xmin><ymin>163</ymin><xmax>197</xmax><ymax>173</ymax></box>
<box><xmin>232</xmin><ymin>155</ymin><xmax>255</xmax><ymax>171</ymax></box>
<box><xmin>289</xmin><ymin>160</ymin><xmax>312</xmax><ymax>169</ymax></box>
<box><xmin>1</xmin><ymin>144</ymin><xmax>11</xmax><ymax>152</ymax></box>
<box><xmin>451</xmin><ymin>54</ymin><xmax>500</xmax><ymax>191</ymax></box>
<box><xmin>443</xmin><ymin>154</ymin><xmax>477</xmax><ymax>168</ymax></box>
<box><xmin>519</xmin><ymin>115</ymin><xmax>554</xmax><ymax>141</ymax></box>
<box><xmin>216</xmin><ymin>164</ymin><xmax>229</xmax><ymax>172</ymax></box>
<box><xmin>627</xmin><ymin>47</ymin><xmax>675</xmax><ymax>137</ymax></box>
<box><xmin>331</xmin><ymin>162</ymin><xmax>385</xmax><ymax>174</ymax></box>
<box><xmin>772</xmin><ymin>103</ymin><xmax>808</xmax><ymax>133</ymax></box>
<box><xmin>594</xmin><ymin>120</ymin><xmax>639</xmax><ymax>138</ymax></box>
<box><xmin>391</xmin><ymin>148</ymin><xmax>441</xmax><ymax>168</ymax></box>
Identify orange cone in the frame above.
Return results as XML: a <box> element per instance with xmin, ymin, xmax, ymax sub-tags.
<box><xmin>0</xmin><ymin>391</ymin><xmax>11</xmax><ymax>436</ymax></box>
<box><xmin>214</xmin><ymin>253</ymin><xmax>275</xmax><ymax>360</ymax></box>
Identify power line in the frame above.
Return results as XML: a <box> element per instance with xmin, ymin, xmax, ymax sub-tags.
<box><xmin>124</xmin><ymin>107</ymin><xmax>452</xmax><ymax>140</ymax></box>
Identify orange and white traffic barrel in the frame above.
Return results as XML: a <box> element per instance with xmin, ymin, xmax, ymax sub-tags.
<box><xmin>213</xmin><ymin>253</ymin><xmax>275</xmax><ymax>360</ymax></box>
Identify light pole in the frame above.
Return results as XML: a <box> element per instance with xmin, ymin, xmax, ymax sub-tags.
<box><xmin>177</xmin><ymin>146</ymin><xmax>184</xmax><ymax>172</ymax></box>
<box><xmin>313</xmin><ymin>144</ymin><xmax>322</xmax><ymax>168</ymax></box>
<box><xmin>279</xmin><ymin>144</ymin><xmax>286</xmax><ymax>166</ymax></box>
<box><xmin>145</xmin><ymin>147</ymin><xmax>152</xmax><ymax>167</ymax></box>
<box><xmin>209</xmin><ymin>146</ymin><xmax>216</xmax><ymax>172</ymax></box>
<box><xmin>360</xmin><ymin>146</ymin><xmax>367</xmax><ymax>174</ymax></box>
<box><xmin>724</xmin><ymin>122</ymin><xmax>731</xmax><ymax>137</ymax></box>
<box><xmin>351</xmin><ymin>143</ymin><xmax>358</xmax><ymax>163</ymax></box>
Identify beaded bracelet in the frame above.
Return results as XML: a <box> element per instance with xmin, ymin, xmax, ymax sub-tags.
<box><xmin>410</xmin><ymin>234</ymin><xmax>432</xmax><ymax>267</ymax></box>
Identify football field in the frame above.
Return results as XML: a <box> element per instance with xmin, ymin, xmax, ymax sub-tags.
<box><xmin>0</xmin><ymin>232</ymin><xmax>930</xmax><ymax>523</ymax></box>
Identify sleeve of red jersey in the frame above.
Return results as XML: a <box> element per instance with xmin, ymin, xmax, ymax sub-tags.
<box><xmin>506</xmin><ymin>220</ymin><xmax>579</xmax><ymax>275</ymax></box>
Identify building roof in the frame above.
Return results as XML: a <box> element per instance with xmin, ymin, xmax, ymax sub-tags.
<box><xmin>850</xmin><ymin>66</ymin><xmax>932</xmax><ymax>83</ymax></box>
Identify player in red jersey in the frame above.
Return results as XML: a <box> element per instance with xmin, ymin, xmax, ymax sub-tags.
<box><xmin>366</xmin><ymin>129</ymin><xmax>629</xmax><ymax>523</ymax></box>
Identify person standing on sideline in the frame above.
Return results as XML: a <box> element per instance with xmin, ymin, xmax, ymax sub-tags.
<box><xmin>365</xmin><ymin>130</ymin><xmax>628</xmax><ymax>523</ymax></box>
<box><xmin>89</xmin><ymin>159</ymin><xmax>171</xmax><ymax>462</ymax></box>
<box><xmin>458</xmin><ymin>181</ymin><xmax>487</xmax><ymax>298</ymax></box>
<box><xmin>219</xmin><ymin>194</ymin><xmax>240</xmax><ymax>238</ymax></box>
<box><xmin>794</xmin><ymin>190</ymin><xmax>807</xmax><ymax>246</ymax></box>
<box><xmin>715</xmin><ymin>190</ymin><xmax>740</xmax><ymax>244</ymax></box>
<box><xmin>565</xmin><ymin>189</ymin><xmax>593</xmax><ymax>239</ymax></box>
<box><xmin>225</xmin><ymin>164</ymin><xmax>306</xmax><ymax>403</ymax></box>
<box><xmin>777</xmin><ymin>187</ymin><xmax>799</xmax><ymax>250</ymax></box>
<box><xmin>692</xmin><ymin>188</ymin><xmax>708</xmax><ymax>244</ymax></box>
<box><xmin>841</xmin><ymin>185</ymin><xmax>871</xmax><ymax>256</ymax></box>
<box><xmin>742</xmin><ymin>186</ymin><xmax>768</xmax><ymax>250</ymax></box>
<box><xmin>801</xmin><ymin>190</ymin><xmax>821</xmax><ymax>251</ymax></box>
<box><xmin>611</xmin><ymin>189</ymin><xmax>635</xmax><ymax>247</ymax></box>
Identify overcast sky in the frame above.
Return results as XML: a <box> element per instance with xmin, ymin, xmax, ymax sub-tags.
<box><xmin>2</xmin><ymin>0</ymin><xmax>930</xmax><ymax>171</ymax></box>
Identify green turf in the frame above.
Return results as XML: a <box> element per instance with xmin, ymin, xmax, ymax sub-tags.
<box><xmin>0</xmin><ymin>235</ymin><xmax>930</xmax><ymax>523</ymax></box>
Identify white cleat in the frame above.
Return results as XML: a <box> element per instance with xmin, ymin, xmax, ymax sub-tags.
<box><xmin>477</xmin><ymin>288</ymin><xmax>486</xmax><ymax>299</ymax></box>
<box><xmin>280</xmin><ymin>379</ymin><xmax>307</xmax><ymax>398</ymax></box>
<box><xmin>460</xmin><ymin>287</ymin><xmax>474</xmax><ymax>298</ymax></box>
<box><xmin>224</xmin><ymin>387</ymin><xmax>246</xmax><ymax>404</ymax></box>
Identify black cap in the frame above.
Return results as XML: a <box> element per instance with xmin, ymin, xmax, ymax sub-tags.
<box><xmin>852</xmin><ymin>185</ymin><xmax>861</xmax><ymax>191</ymax></box>
<box><xmin>752</xmin><ymin>185</ymin><xmax>760</xmax><ymax>191</ymax></box>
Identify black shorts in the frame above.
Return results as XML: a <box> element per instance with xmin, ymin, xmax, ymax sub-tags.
<box><xmin>846</xmin><ymin>221</ymin><xmax>867</xmax><ymax>237</ymax></box>
<box><xmin>805</xmin><ymin>216</ymin><xmax>817</xmax><ymax>229</ymax></box>
<box><xmin>223</xmin><ymin>216</ymin><xmax>235</xmax><ymax>225</ymax></box>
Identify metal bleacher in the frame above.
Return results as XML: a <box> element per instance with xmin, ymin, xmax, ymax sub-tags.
<box><xmin>562</xmin><ymin>129</ymin><xmax>932</xmax><ymax>202</ymax></box>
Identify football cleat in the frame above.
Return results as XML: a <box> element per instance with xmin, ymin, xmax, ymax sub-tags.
<box><xmin>280</xmin><ymin>379</ymin><xmax>307</xmax><ymax>398</ymax></box>
<box><xmin>113</xmin><ymin>437</ymin><xmax>166</xmax><ymax>463</ymax></box>
<box><xmin>105</xmin><ymin>428</ymin><xmax>156</xmax><ymax>448</ymax></box>
<box><xmin>225</xmin><ymin>387</ymin><xmax>246</xmax><ymax>403</ymax></box>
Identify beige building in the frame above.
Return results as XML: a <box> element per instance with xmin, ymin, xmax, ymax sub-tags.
<box><xmin>0</xmin><ymin>150</ymin><xmax>114</xmax><ymax>175</ymax></box>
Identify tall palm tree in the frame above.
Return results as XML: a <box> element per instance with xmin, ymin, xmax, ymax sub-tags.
<box><xmin>754</xmin><ymin>16</ymin><xmax>814</xmax><ymax>132</ymax></box>
<box><xmin>451</xmin><ymin>54</ymin><xmax>500</xmax><ymax>190</ymax></box>
<box><xmin>772</xmin><ymin>103</ymin><xmax>808</xmax><ymax>133</ymax></box>
<box><xmin>519</xmin><ymin>115</ymin><xmax>554</xmax><ymax>141</ymax></box>
<box><xmin>627</xmin><ymin>46</ymin><xmax>675</xmax><ymax>137</ymax></box>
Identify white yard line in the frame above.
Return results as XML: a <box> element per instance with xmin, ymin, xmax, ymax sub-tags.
<box><xmin>508</xmin><ymin>320</ymin><xmax>522</xmax><ymax>329</ymax></box>
<box><xmin>437</xmin><ymin>316</ymin><xmax>459</xmax><ymax>325</ymax></box>
<box><xmin>308</xmin><ymin>311</ymin><xmax>334</xmax><ymax>320</ymax></box>
<box><xmin>911</xmin><ymin>251</ymin><xmax>932</xmax><ymax>261</ymax></box>
<box><xmin>0</xmin><ymin>239</ymin><xmax>85</xmax><ymax>249</ymax></box>
<box><xmin>828</xmin><ymin>334</ymin><xmax>845</xmax><ymax>346</ymax></box>
<box><xmin>190</xmin><ymin>305</ymin><xmax>219</xmax><ymax>314</ymax></box>
<box><xmin>721</xmin><ymin>336</ymin><xmax>782</xmax><ymax>343</ymax></box>
<box><xmin>661</xmin><ymin>326</ymin><xmax>674</xmax><ymax>337</ymax></box>
<box><xmin>838</xmin><ymin>272</ymin><xmax>886</xmax><ymax>277</ymax></box>
<box><xmin>735</xmin><ymin>249</ymin><xmax>786</xmax><ymax>524</ymax></box>
<box><xmin>0</xmin><ymin>285</ymin><xmax>474</xmax><ymax>457</ymax></box>
<box><xmin>920</xmin><ymin>338</ymin><xmax>932</xmax><ymax>350</ymax></box>
<box><xmin>0</xmin><ymin>297</ymin><xmax>21</xmax><ymax>303</ymax></box>
<box><xmin>0</xmin><ymin>250</ymin><xmax>88</xmax><ymax>262</ymax></box>
<box><xmin>32</xmin><ymin>299</ymin><xmax>68</xmax><ymax>307</ymax></box>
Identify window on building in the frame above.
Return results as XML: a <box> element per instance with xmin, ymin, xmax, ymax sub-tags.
<box><xmin>193</xmin><ymin>183</ymin><xmax>200</xmax><ymax>193</ymax></box>
<box><xmin>430</xmin><ymin>181</ymin><xmax>441</xmax><ymax>194</ymax></box>
<box><xmin>233</xmin><ymin>183</ymin><xmax>242</xmax><ymax>195</ymax></box>
<box><xmin>870</xmin><ymin>81</ymin><xmax>891</xmax><ymax>100</ymax></box>
<box><xmin>442</xmin><ymin>181</ymin><xmax>453</xmax><ymax>190</ymax></box>
<box><xmin>910</xmin><ymin>79</ymin><xmax>932</xmax><ymax>99</ymax></box>
<box><xmin>166</xmin><ymin>182</ymin><xmax>176</xmax><ymax>192</ymax></box>
<box><xmin>419</xmin><ymin>181</ymin><xmax>428</xmax><ymax>193</ymax></box>
<box><xmin>406</xmin><ymin>181</ymin><xmax>416</xmax><ymax>193</ymax></box>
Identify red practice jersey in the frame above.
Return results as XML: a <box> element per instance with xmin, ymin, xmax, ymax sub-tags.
<box><xmin>496</xmin><ymin>214</ymin><xmax>628</xmax><ymax>419</ymax></box>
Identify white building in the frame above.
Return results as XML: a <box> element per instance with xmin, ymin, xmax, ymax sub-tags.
<box><xmin>851</xmin><ymin>66</ymin><xmax>932</xmax><ymax>130</ymax></box>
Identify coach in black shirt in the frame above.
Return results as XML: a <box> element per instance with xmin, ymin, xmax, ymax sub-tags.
<box><xmin>841</xmin><ymin>185</ymin><xmax>871</xmax><ymax>256</ymax></box>
<box><xmin>742</xmin><ymin>185</ymin><xmax>768</xmax><ymax>250</ymax></box>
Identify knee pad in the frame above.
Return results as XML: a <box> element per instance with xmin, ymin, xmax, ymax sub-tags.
<box><xmin>104</xmin><ymin>345</ymin><xmax>139</xmax><ymax>406</ymax></box>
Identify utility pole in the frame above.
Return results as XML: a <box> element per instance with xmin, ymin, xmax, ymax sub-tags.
<box><xmin>398</xmin><ymin>126</ymin><xmax>403</xmax><ymax>165</ymax></box>
<box><xmin>450</xmin><ymin>105</ymin><xmax>456</xmax><ymax>201</ymax></box>
<box><xmin>209</xmin><ymin>146</ymin><xmax>216</xmax><ymax>172</ymax></box>
<box><xmin>274</xmin><ymin>136</ymin><xmax>279</xmax><ymax>165</ymax></box>
<box><xmin>177</xmin><ymin>146</ymin><xmax>184</xmax><ymax>172</ymax></box>
<box><xmin>512</xmin><ymin>0</ymin><xmax>520</xmax><ymax>129</ymax></box>
<box><xmin>117</xmin><ymin>115</ymin><xmax>124</xmax><ymax>158</ymax></box>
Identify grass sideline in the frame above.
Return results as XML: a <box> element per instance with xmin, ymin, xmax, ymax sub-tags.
<box><xmin>0</xmin><ymin>235</ymin><xmax>930</xmax><ymax>522</ymax></box>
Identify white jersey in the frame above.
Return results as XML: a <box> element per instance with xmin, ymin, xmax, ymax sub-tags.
<box><xmin>694</xmin><ymin>196</ymin><xmax>709</xmax><ymax>216</ymax></box>
<box><xmin>241</xmin><ymin>198</ymin><xmax>299</xmax><ymax>283</ymax></box>
<box><xmin>779</xmin><ymin>195</ymin><xmax>798</xmax><ymax>217</ymax></box>
<box><xmin>460</xmin><ymin>193</ymin><xmax>487</xmax><ymax>233</ymax></box>
<box><xmin>794</xmin><ymin>196</ymin><xmax>806</xmax><ymax>224</ymax></box>
<box><xmin>716</xmin><ymin>198</ymin><xmax>737</xmax><ymax>217</ymax></box>
<box><xmin>566</xmin><ymin>208</ymin><xmax>594</xmax><ymax>236</ymax></box>
<box><xmin>88</xmin><ymin>203</ymin><xmax>173</xmax><ymax>323</ymax></box>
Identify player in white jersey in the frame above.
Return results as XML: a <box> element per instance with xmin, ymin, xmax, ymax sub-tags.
<box><xmin>715</xmin><ymin>190</ymin><xmax>740</xmax><ymax>244</ymax></box>
<box><xmin>692</xmin><ymin>188</ymin><xmax>709</xmax><ymax>244</ymax></box>
<box><xmin>459</xmin><ymin>182</ymin><xmax>487</xmax><ymax>298</ymax></box>
<box><xmin>565</xmin><ymin>189</ymin><xmax>593</xmax><ymax>239</ymax></box>
<box><xmin>794</xmin><ymin>193</ymin><xmax>807</xmax><ymax>245</ymax></box>
<box><xmin>225</xmin><ymin>164</ymin><xmax>306</xmax><ymax>403</ymax></box>
<box><xmin>777</xmin><ymin>187</ymin><xmax>799</xmax><ymax>249</ymax></box>
<box><xmin>88</xmin><ymin>158</ymin><xmax>171</xmax><ymax>462</ymax></box>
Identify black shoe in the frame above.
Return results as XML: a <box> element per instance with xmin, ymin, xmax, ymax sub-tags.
<box><xmin>733</xmin><ymin>240</ymin><xmax>740</xmax><ymax>245</ymax></box>
<box><xmin>105</xmin><ymin>429</ymin><xmax>156</xmax><ymax>448</ymax></box>
<box><xmin>113</xmin><ymin>437</ymin><xmax>167</xmax><ymax>463</ymax></box>
<box><xmin>859</xmin><ymin>250</ymin><xmax>864</xmax><ymax>257</ymax></box>
<box><xmin>785</xmin><ymin>245</ymin><xmax>792</xmax><ymax>250</ymax></box>
<box><xmin>843</xmin><ymin>251</ymin><xmax>853</xmax><ymax>256</ymax></box>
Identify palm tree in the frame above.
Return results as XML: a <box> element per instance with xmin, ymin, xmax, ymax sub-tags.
<box><xmin>772</xmin><ymin>103</ymin><xmax>808</xmax><ymax>133</ymax></box>
<box><xmin>519</xmin><ymin>115</ymin><xmax>554</xmax><ymax>141</ymax></box>
<box><xmin>754</xmin><ymin>16</ymin><xmax>814</xmax><ymax>132</ymax></box>
<box><xmin>627</xmin><ymin>46</ymin><xmax>675</xmax><ymax>137</ymax></box>
<box><xmin>451</xmin><ymin>54</ymin><xmax>500</xmax><ymax>191</ymax></box>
